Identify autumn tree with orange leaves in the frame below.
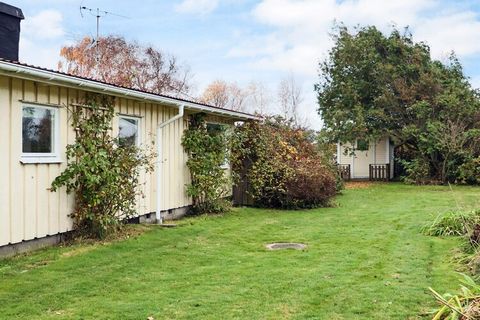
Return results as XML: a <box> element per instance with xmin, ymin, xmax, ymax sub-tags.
<box><xmin>58</xmin><ymin>36</ymin><xmax>192</xmax><ymax>98</ymax></box>
<box><xmin>200</xmin><ymin>80</ymin><xmax>250</xmax><ymax>111</ymax></box>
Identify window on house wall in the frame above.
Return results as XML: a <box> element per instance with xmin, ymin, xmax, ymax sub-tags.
<box><xmin>356</xmin><ymin>139</ymin><xmax>369</xmax><ymax>151</ymax></box>
<box><xmin>206</xmin><ymin>123</ymin><xmax>224</xmax><ymax>135</ymax></box>
<box><xmin>207</xmin><ymin>122</ymin><xmax>229</xmax><ymax>168</ymax></box>
<box><xmin>118</xmin><ymin>116</ymin><xmax>140</xmax><ymax>147</ymax></box>
<box><xmin>21</xmin><ymin>105</ymin><xmax>60</xmax><ymax>163</ymax></box>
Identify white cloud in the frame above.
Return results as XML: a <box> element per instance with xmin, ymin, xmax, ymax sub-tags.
<box><xmin>22</xmin><ymin>9</ymin><xmax>64</xmax><ymax>39</ymax></box>
<box><xmin>231</xmin><ymin>0</ymin><xmax>480</xmax><ymax>78</ymax></box>
<box><xmin>415</xmin><ymin>11</ymin><xmax>480</xmax><ymax>58</ymax></box>
<box><xmin>469</xmin><ymin>75</ymin><xmax>480</xmax><ymax>90</ymax></box>
<box><xmin>227</xmin><ymin>33</ymin><xmax>286</xmax><ymax>58</ymax></box>
<box><xmin>175</xmin><ymin>0</ymin><xmax>220</xmax><ymax>15</ymax></box>
<box><xmin>19</xmin><ymin>10</ymin><xmax>65</xmax><ymax>68</ymax></box>
<box><xmin>227</xmin><ymin>0</ymin><xmax>480</xmax><ymax>129</ymax></box>
<box><xmin>19</xmin><ymin>38</ymin><xmax>62</xmax><ymax>68</ymax></box>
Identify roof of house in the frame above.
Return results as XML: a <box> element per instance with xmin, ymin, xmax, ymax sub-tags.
<box><xmin>0</xmin><ymin>59</ymin><xmax>259</xmax><ymax>121</ymax></box>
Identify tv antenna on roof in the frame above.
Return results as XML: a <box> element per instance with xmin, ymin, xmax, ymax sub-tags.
<box><xmin>79</xmin><ymin>4</ymin><xmax>129</xmax><ymax>62</ymax></box>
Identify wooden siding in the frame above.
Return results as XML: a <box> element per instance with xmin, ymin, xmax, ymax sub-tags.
<box><xmin>337</xmin><ymin>142</ymin><xmax>353</xmax><ymax>168</ymax></box>
<box><xmin>373</xmin><ymin>138</ymin><xmax>388</xmax><ymax>164</ymax></box>
<box><xmin>0</xmin><ymin>75</ymin><xmax>233</xmax><ymax>246</ymax></box>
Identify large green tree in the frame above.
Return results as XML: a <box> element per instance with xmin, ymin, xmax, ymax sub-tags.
<box><xmin>316</xmin><ymin>25</ymin><xmax>480</xmax><ymax>183</ymax></box>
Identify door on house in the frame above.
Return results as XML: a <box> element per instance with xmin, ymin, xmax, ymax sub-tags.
<box><xmin>353</xmin><ymin>139</ymin><xmax>373</xmax><ymax>178</ymax></box>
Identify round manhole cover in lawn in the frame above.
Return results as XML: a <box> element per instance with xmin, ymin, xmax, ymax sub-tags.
<box><xmin>266</xmin><ymin>243</ymin><xmax>307</xmax><ymax>250</ymax></box>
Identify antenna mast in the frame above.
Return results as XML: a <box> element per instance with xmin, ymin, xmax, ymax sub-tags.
<box><xmin>79</xmin><ymin>6</ymin><xmax>129</xmax><ymax>63</ymax></box>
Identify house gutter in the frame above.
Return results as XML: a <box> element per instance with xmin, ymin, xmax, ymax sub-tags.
<box><xmin>0</xmin><ymin>60</ymin><xmax>258</xmax><ymax>222</ymax></box>
<box><xmin>155</xmin><ymin>104</ymin><xmax>184</xmax><ymax>224</ymax></box>
<box><xmin>0</xmin><ymin>61</ymin><xmax>258</xmax><ymax>121</ymax></box>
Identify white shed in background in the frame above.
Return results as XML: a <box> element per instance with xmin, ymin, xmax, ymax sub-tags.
<box><xmin>337</xmin><ymin>136</ymin><xmax>394</xmax><ymax>180</ymax></box>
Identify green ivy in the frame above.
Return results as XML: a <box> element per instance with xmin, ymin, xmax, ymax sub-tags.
<box><xmin>181</xmin><ymin>113</ymin><xmax>231</xmax><ymax>214</ymax></box>
<box><xmin>50</xmin><ymin>94</ymin><xmax>154</xmax><ymax>238</ymax></box>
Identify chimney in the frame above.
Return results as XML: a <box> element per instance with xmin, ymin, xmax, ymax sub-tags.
<box><xmin>0</xmin><ymin>2</ymin><xmax>24</xmax><ymax>61</ymax></box>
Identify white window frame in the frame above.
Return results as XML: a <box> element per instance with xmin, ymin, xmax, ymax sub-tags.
<box><xmin>118</xmin><ymin>115</ymin><xmax>141</xmax><ymax>147</ymax></box>
<box><xmin>20</xmin><ymin>104</ymin><xmax>61</xmax><ymax>164</ymax></box>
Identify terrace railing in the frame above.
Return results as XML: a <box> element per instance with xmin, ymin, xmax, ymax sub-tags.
<box><xmin>337</xmin><ymin>164</ymin><xmax>351</xmax><ymax>181</ymax></box>
<box><xmin>369</xmin><ymin>164</ymin><xmax>390</xmax><ymax>181</ymax></box>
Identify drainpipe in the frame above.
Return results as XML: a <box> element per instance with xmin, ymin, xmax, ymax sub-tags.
<box><xmin>156</xmin><ymin>104</ymin><xmax>185</xmax><ymax>224</ymax></box>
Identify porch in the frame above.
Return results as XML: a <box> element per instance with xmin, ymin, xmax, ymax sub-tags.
<box><xmin>337</xmin><ymin>164</ymin><xmax>391</xmax><ymax>181</ymax></box>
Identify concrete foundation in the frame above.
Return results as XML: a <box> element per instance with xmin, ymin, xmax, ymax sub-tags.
<box><xmin>0</xmin><ymin>233</ymin><xmax>69</xmax><ymax>258</ymax></box>
<box><xmin>160</xmin><ymin>206</ymin><xmax>190</xmax><ymax>221</ymax></box>
<box><xmin>135</xmin><ymin>206</ymin><xmax>191</xmax><ymax>224</ymax></box>
<box><xmin>0</xmin><ymin>205</ymin><xmax>192</xmax><ymax>258</ymax></box>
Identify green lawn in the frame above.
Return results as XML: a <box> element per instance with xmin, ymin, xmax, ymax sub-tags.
<box><xmin>1</xmin><ymin>183</ymin><xmax>480</xmax><ymax>320</ymax></box>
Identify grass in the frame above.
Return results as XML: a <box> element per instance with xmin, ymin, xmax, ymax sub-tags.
<box><xmin>1</xmin><ymin>183</ymin><xmax>480</xmax><ymax>319</ymax></box>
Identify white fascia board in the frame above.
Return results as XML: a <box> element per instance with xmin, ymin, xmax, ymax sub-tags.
<box><xmin>0</xmin><ymin>61</ymin><xmax>259</xmax><ymax>121</ymax></box>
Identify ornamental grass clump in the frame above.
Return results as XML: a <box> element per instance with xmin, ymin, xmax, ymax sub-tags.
<box><xmin>422</xmin><ymin>210</ymin><xmax>480</xmax><ymax>237</ymax></box>
<box><xmin>51</xmin><ymin>95</ymin><xmax>154</xmax><ymax>239</ymax></box>
<box><xmin>427</xmin><ymin>210</ymin><xmax>480</xmax><ymax>319</ymax></box>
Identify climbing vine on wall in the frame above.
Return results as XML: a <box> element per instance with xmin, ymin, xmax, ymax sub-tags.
<box><xmin>50</xmin><ymin>94</ymin><xmax>154</xmax><ymax>238</ymax></box>
<box><xmin>182</xmin><ymin>113</ymin><xmax>231</xmax><ymax>214</ymax></box>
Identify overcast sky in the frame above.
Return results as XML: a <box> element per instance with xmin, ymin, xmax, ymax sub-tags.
<box><xmin>8</xmin><ymin>0</ymin><xmax>480</xmax><ymax>128</ymax></box>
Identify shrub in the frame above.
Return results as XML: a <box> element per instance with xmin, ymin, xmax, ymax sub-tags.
<box><xmin>284</xmin><ymin>158</ymin><xmax>338</xmax><ymax>208</ymax></box>
<box><xmin>51</xmin><ymin>95</ymin><xmax>154</xmax><ymax>238</ymax></box>
<box><xmin>401</xmin><ymin>158</ymin><xmax>431</xmax><ymax>185</ymax></box>
<box><xmin>231</xmin><ymin>116</ymin><xmax>339</xmax><ymax>209</ymax></box>
<box><xmin>458</xmin><ymin>157</ymin><xmax>480</xmax><ymax>185</ymax></box>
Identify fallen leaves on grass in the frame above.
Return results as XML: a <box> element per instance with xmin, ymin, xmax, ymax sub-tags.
<box><xmin>344</xmin><ymin>181</ymin><xmax>374</xmax><ymax>189</ymax></box>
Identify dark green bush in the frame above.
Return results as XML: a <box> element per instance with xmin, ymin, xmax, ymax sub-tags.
<box><xmin>458</xmin><ymin>157</ymin><xmax>480</xmax><ymax>184</ymax></box>
<box><xmin>400</xmin><ymin>158</ymin><xmax>432</xmax><ymax>185</ymax></box>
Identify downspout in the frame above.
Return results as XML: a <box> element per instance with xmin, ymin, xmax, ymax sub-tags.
<box><xmin>336</xmin><ymin>142</ymin><xmax>341</xmax><ymax>164</ymax></box>
<box><xmin>156</xmin><ymin>104</ymin><xmax>185</xmax><ymax>224</ymax></box>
